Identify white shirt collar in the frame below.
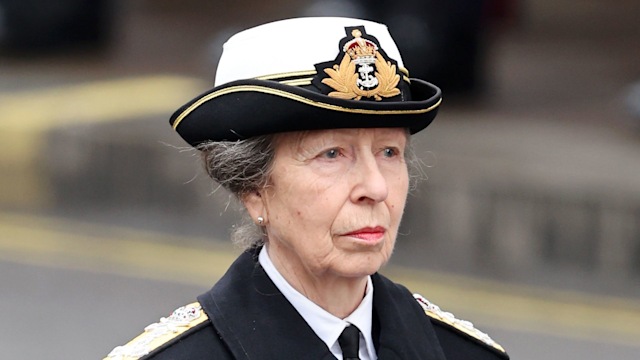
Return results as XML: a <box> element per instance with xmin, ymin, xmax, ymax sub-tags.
<box><xmin>259</xmin><ymin>246</ymin><xmax>377</xmax><ymax>360</ymax></box>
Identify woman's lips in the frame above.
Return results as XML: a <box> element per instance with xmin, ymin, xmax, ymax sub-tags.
<box><xmin>343</xmin><ymin>226</ymin><xmax>386</xmax><ymax>242</ymax></box>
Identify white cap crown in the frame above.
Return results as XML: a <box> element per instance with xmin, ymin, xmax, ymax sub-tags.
<box><xmin>214</xmin><ymin>17</ymin><xmax>405</xmax><ymax>86</ymax></box>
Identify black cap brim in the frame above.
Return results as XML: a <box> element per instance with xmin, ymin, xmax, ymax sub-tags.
<box><xmin>170</xmin><ymin>78</ymin><xmax>441</xmax><ymax>147</ymax></box>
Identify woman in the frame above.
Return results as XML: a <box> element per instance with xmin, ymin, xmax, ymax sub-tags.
<box><xmin>105</xmin><ymin>17</ymin><xmax>508</xmax><ymax>360</ymax></box>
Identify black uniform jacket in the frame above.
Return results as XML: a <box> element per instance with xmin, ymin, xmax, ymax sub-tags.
<box><xmin>112</xmin><ymin>249</ymin><xmax>509</xmax><ymax>360</ymax></box>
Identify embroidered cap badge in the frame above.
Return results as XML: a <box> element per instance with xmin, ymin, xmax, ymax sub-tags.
<box><xmin>315</xmin><ymin>27</ymin><xmax>403</xmax><ymax>101</ymax></box>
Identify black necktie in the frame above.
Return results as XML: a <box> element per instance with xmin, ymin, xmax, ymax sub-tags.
<box><xmin>338</xmin><ymin>325</ymin><xmax>361</xmax><ymax>360</ymax></box>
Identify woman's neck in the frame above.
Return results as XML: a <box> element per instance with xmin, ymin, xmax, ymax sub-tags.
<box><xmin>266</xmin><ymin>244</ymin><xmax>368</xmax><ymax>319</ymax></box>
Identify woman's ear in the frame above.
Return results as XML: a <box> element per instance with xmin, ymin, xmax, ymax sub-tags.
<box><xmin>242</xmin><ymin>191</ymin><xmax>266</xmax><ymax>224</ymax></box>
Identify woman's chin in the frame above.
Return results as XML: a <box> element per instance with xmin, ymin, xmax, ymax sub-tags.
<box><xmin>335</xmin><ymin>253</ymin><xmax>389</xmax><ymax>278</ymax></box>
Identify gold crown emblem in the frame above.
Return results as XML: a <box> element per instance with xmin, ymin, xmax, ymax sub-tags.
<box><xmin>343</xmin><ymin>29</ymin><xmax>377</xmax><ymax>62</ymax></box>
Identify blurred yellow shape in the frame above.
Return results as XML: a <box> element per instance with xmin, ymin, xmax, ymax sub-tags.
<box><xmin>0</xmin><ymin>76</ymin><xmax>205</xmax><ymax>208</ymax></box>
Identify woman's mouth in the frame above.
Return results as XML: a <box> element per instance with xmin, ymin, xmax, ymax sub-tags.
<box><xmin>343</xmin><ymin>226</ymin><xmax>386</xmax><ymax>242</ymax></box>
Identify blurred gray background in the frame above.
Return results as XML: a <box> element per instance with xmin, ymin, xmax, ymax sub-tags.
<box><xmin>1</xmin><ymin>0</ymin><xmax>639</xmax><ymax>359</ymax></box>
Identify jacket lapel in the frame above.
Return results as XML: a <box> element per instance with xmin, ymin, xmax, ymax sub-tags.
<box><xmin>198</xmin><ymin>249</ymin><xmax>336</xmax><ymax>360</ymax></box>
<box><xmin>372</xmin><ymin>273</ymin><xmax>447</xmax><ymax>360</ymax></box>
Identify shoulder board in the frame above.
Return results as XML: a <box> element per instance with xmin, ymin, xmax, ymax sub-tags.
<box><xmin>413</xmin><ymin>293</ymin><xmax>507</xmax><ymax>354</ymax></box>
<box><xmin>104</xmin><ymin>302</ymin><xmax>208</xmax><ymax>360</ymax></box>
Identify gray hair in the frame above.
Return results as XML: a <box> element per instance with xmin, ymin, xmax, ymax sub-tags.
<box><xmin>198</xmin><ymin>135</ymin><xmax>276</xmax><ymax>250</ymax></box>
<box><xmin>198</xmin><ymin>131</ymin><xmax>424</xmax><ymax>250</ymax></box>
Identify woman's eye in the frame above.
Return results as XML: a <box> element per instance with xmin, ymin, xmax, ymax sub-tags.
<box><xmin>322</xmin><ymin>148</ymin><xmax>340</xmax><ymax>159</ymax></box>
<box><xmin>382</xmin><ymin>147</ymin><xmax>399</xmax><ymax>157</ymax></box>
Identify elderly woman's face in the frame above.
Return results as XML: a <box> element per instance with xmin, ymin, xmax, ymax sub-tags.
<box><xmin>247</xmin><ymin>127</ymin><xmax>409</xmax><ymax>280</ymax></box>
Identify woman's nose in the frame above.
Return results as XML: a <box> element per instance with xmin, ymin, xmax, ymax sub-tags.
<box><xmin>350</xmin><ymin>154</ymin><xmax>389</xmax><ymax>204</ymax></box>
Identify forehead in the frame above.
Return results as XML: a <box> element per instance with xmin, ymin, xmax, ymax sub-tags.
<box><xmin>273</xmin><ymin>128</ymin><xmax>409</xmax><ymax>149</ymax></box>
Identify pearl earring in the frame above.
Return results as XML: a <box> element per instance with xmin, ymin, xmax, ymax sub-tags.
<box><xmin>257</xmin><ymin>216</ymin><xmax>264</xmax><ymax>225</ymax></box>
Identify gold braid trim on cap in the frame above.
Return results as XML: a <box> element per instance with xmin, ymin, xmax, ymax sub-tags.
<box><xmin>279</xmin><ymin>78</ymin><xmax>314</xmax><ymax>86</ymax></box>
<box><xmin>172</xmin><ymin>85</ymin><xmax>441</xmax><ymax>130</ymax></box>
<box><xmin>254</xmin><ymin>70</ymin><xmax>318</xmax><ymax>81</ymax></box>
